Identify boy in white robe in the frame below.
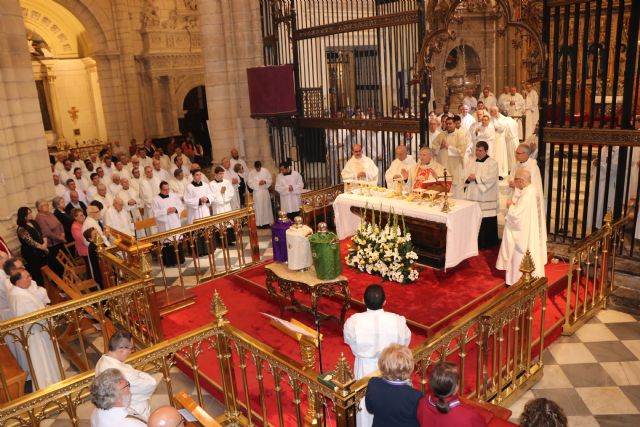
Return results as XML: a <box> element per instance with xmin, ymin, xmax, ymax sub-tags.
<box><xmin>384</xmin><ymin>145</ymin><xmax>416</xmax><ymax>189</ymax></box>
<box><xmin>9</xmin><ymin>270</ymin><xmax>62</xmax><ymax>389</ymax></box>
<box><xmin>340</xmin><ymin>143</ymin><xmax>379</xmax><ymax>185</ymax></box>
<box><xmin>343</xmin><ymin>284</ymin><xmax>411</xmax><ymax>427</ymax></box>
<box><xmin>153</xmin><ymin>182</ymin><xmax>184</xmax><ymax>232</ymax></box>
<box><xmin>183</xmin><ymin>169</ymin><xmax>214</xmax><ymax>224</ymax></box>
<box><xmin>210</xmin><ymin>166</ymin><xmax>237</xmax><ymax>245</ymax></box>
<box><xmin>247</xmin><ymin>161</ymin><xmax>274</xmax><ymax>227</ymax></box>
<box><xmin>463</xmin><ymin>141</ymin><xmax>500</xmax><ymax>249</ymax></box>
<box><xmin>497</xmin><ymin>169</ymin><xmax>547</xmax><ymax>285</ymax></box>
<box><xmin>275</xmin><ymin>162</ymin><xmax>304</xmax><ymax>220</ymax></box>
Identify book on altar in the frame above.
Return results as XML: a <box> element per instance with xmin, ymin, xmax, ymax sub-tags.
<box><xmin>421</xmin><ymin>178</ymin><xmax>452</xmax><ymax>192</ymax></box>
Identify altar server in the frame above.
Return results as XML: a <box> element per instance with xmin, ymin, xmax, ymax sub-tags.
<box><xmin>9</xmin><ymin>269</ymin><xmax>62</xmax><ymax>389</ymax></box>
<box><xmin>410</xmin><ymin>146</ymin><xmax>445</xmax><ymax>190</ymax></box>
<box><xmin>384</xmin><ymin>145</ymin><xmax>416</xmax><ymax>189</ymax></box>
<box><xmin>95</xmin><ymin>330</ymin><xmax>158</xmax><ymax>420</ymax></box>
<box><xmin>275</xmin><ymin>162</ymin><xmax>304</xmax><ymax>220</ymax></box>
<box><xmin>285</xmin><ymin>216</ymin><xmax>313</xmax><ymax>271</ymax></box>
<box><xmin>431</xmin><ymin>117</ymin><xmax>468</xmax><ymax>196</ymax></box>
<box><xmin>463</xmin><ymin>141</ymin><xmax>500</xmax><ymax>249</ymax></box>
<box><xmin>340</xmin><ymin>143</ymin><xmax>379</xmax><ymax>185</ymax></box>
<box><xmin>104</xmin><ymin>197</ymin><xmax>134</xmax><ymax>236</ymax></box>
<box><xmin>248</xmin><ymin>161</ymin><xmax>274</xmax><ymax>227</ymax></box>
<box><xmin>184</xmin><ymin>168</ymin><xmax>214</xmax><ymax>224</ymax></box>
<box><xmin>496</xmin><ymin>169</ymin><xmax>547</xmax><ymax>285</ymax></box>
<box><xmin>153</xmin><ymin>181</ymin><xmax>185</xmax><ymax>266</ymax></box>
<box><xmin>343</xmin><ymin>284</ymin><xmax>411</xmax><ymax>427</ymax></box>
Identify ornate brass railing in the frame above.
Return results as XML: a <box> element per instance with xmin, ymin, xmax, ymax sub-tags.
<box><xmin>300</xmin><ymin>184</ymin><xmax>343</xmax><ymax>229</ymax></box>
<box><xmin>563</xmin><ymin>211</ymin><xmax>632</xmax><ymax>334</ymax></box>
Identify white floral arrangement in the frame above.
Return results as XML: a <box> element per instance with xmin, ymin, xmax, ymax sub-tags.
<box><xmin>345</xmin><ymin>206</ymin><xmax>420</xmax><ymax>284</ymax></box>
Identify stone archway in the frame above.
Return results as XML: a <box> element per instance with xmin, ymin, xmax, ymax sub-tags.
<box><xmin>180</xmin><ymin>86</ymin><xmax>212</xmax><ymax>162</ymax></box>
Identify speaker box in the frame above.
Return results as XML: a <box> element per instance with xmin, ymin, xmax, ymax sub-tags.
<box><xmin>246</xmin><ymin>65</ymin><xmax>297</xmax><ymax>117</ymax></box>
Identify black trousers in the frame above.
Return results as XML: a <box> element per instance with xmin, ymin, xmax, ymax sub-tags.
<box><xmin>161</xmin><ymin>242</ymin><xmax>185</xmax><ymax>267</ymax></box>
<box><xmin>478</xmin><ymin>216</ymin><xmax>499</xmax><ymax>250</ymax></box>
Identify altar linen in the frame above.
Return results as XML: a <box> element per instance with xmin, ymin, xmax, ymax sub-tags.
<box><xmin>496</xmin><ymin>171</ymin><xmax>547</xmax><ymax>285</ymax></box>
<box><xmin>384</xmin><ymin>152</ymin><xmax>416</xmax><ymax>188</ymax></box>
<box><xmin>152</xmin><ymin>193</ymin><xmax>184</xmax><ymax>232</ymax></box>
<box><xmin>286</xmin><ymin>224</ymin><xmax>313</xmax><ymax>271</ymax></box>
<box><xmin>184</xmin><ymin>177</ymin><xmax>214</xmax><ymax>224</ymax></box>
<box><xmin>341</xmin><ymin>144</ymin><xmax>379</xmax><ymax>185</ymax></box>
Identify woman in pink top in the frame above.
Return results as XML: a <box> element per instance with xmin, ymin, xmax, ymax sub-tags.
<box><xmin>70</xmin><ymin>208</ymin><xmax>89</xmax><ymax>273</ymax></box>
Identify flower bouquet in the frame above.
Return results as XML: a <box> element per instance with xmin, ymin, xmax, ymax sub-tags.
<box><xmin>345</xmin><ymin>206</ymin><xmax>419</xmax><ymax>284</ymax></box>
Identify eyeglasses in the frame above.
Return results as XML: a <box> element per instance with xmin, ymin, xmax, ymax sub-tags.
<box><xmin>515</xmin><ymin>151</ymin><xmax>527</xmax><ymax>155</ymax></box>
<box><xmin>120</xmin><ymin>380</ymin><xmax>131</xmax><ymax>391</ymax></box>
<box><xmin>175</xmin><ymin>414</ymin><xmax>186</xmax><ymax>427</ymax></box>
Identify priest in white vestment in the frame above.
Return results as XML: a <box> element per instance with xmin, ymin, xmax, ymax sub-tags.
<box><xmin>509</xmin><ymin>144</ymin><xmax>546</xmax><ymax>214</ymax></box>
<box><xmin>222</xmin><ymin>157</ymin><xmax>241</xmax><ymax>210</ymax></box>
<box><xmin>384</xmin><ymin>145</ymin><xmax>416</xmax><ymax>189</ymax></box>
<box><xmin>104</xmin><ymin>197</ymin><xmax>134</xmax><ymax>236</ymax></box>
<box><xmin>247</xmin><ymin>161</ymin><xmax>274</xmax><ymax>227</ymax></box>
<box><xmin>497</xmin><ymin>169</ymin><xmax>547</xmax><ymax>285</ymax></box>
<box><xmin>524</xmin><ymin>83</ymin><xmax>539</xmax><ymax>138</ymax></box>
<box><xmin>497</xmin><ymin>86</ymin><xmax>511</xmax><ymax>114</ymax></box>
<box><xmin>431</xmin><ymin>117</ymin><xmax>468</xmax><ymax>195</ymax></box>
<box><xmin>229</xmin><ymin>148</ymin><xmax>249</xmax><ymax>179</ymax></box>
<box><xmin>108</xmin><ymin>174</ymin><xmax>123</xmax><ymax>196</ymax></box>
<box><xmin>472</xmin><ymin>115</ymin><xmax>496</xmax><ymax>158</ymax></box>
<box><xmin>459</xmin><ymin>104</ymin><xmax>476</xmax><ymax>130</ymax></box>
<box><xmin>139</xmin><ymin>166</ymin><xmax>161</xmax><ymax>221</ymax></box>
<box><xmin>169</xmin><ymin>169</ymin><xmax>190</xmax><ymax>200</ymax></box>
<box><xmin>505</xmin><ymin>87</ymin><xmax>526</xmax><ymax>139</ymax></box>
<box><xmin>153</xmin><ymin>182</ymin><xmax>184</xmax><ymax>232</ymax></box>
<box><xmin>428</xmin><ymin>118</ymin><xmax>441</xmax><ymax>146</ymax></box>
<box><xmin>151</xmin><ymin>159</ymin><xmax>171</xmax><ymax>183</ymax></box>
<box><xmin>340</xmin><ymin>144</ymin><xmax>379</xmax><ymax>185</ymax></box>
<box><xmin>343</xmin><ymin>284</ymin><xmax>411</xmax><ymax>427</ymax></box>
<box><xmin>82</xmin><ymin>204</ymin><xmax>110</xmax><ymax>246</ymax></box>
<box><xmin>275</xmin><ymin>162</ymin><xmax>304</xmax><ymax>220</ymax></box>
<box><xmin>53</xmin><ymin>174</ymin><xmax>66</xmax><ymax>198</ymax></box>
<box><xmin>8</xmin><ymin>270</ymin><xmax>62</xmax><ymax>389</ymax></box>
<box><xmin>479</xmin><ymin>87</ymin><xmax>497</xmax><ymax>108</ymax></box>
<box><xmin>92</xmin><ymin>184</ymin><xmax>113</xmax><ymax>211</ymax></box>
<box><xmin>463</xmin><ymin>141</ymin><xmax>500</xmax><ymax>248</ymax></box>
<box><xmin>95</xmin><ymin>331</ymin><xmax>158</xmax><ymax>420</ymax></box>
<box><xmin>184</xmin><ymin>169</ymin><xmax>214</xmax><ymax>224</ymax></box>
<box><xmin>463</xmin><ymin>88</ymin><xmax>478</xmax><ymax>112</ymax></box>
<box><xmin>489</xmin><ymin>106</ymin><xmax>513</xmax><ymax>178</ymax></box>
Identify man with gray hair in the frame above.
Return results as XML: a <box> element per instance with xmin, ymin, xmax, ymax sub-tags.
<box><xmin>90</xmin><ymin>368</ymin><xmax>146</xmax><ymax>426</ymax></box>
<box><xmin>104</xmin><ymin>197</ymin><xmax>134</xmax><ymax>236</ymax></box>
<box><xmin>95</xmin><ymin>331</ymin><xmax>158</xmax><ymax>421</ymax></box>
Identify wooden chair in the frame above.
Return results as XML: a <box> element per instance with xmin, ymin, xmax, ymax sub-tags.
<box><xmin>56</xmin><ymin>249</ymin><xmax>87</xmax><ymax>278</ymax></box>
<box><xmin>173</xmin><ymin>390</ymin><xmax>222</xmax><ymax>427</ymax></box>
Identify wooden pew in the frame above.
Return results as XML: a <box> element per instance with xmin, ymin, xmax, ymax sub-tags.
<box><xmin>0</xmin><ymin>344</ymin><xmax>26</xmax><ymax>404</ymax></box>
<box><xmin>173</xmin><ymin>390</ymin><xmax>222</xmax><ymax>427</ymax></box>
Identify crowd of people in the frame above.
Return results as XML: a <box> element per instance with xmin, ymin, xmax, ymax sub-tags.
<box><xmin>346</xmin><ymin>284</ymin><xmax>568</xmax><ymax>427</ymax></box>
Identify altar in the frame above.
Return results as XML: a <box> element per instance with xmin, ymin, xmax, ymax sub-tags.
<box><xmin>333</xmin><ymin>193</ymin><xmax>482</xmax><ymax>269</ymax></box>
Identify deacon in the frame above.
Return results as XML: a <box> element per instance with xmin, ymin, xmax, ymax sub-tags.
<box><xmin>248</xmin><ymin>161</ymin><xmax>274</xmax><ymax>228</ymax></box>
<box><xmin>285</xmin><ymin>216</ymin><xmax>313</xmax><ymax>271</ymax></box>
<box><xmin>431</xmin><ymin>117</ymin><xmax>468</xmax><ymax>196</ymax></box>
<box><xmin>271</xmin><ymin>211</ymin><xmax>292</xmax><ymax>263</ymax></box>
<box><xmin>152</xmin><ymin>181</ymin><xmax>185</xmax><ymax>266</ymax></box>
<box><xmin>95</xmin><ymin>331</ymin><xmax>158</xmax><ymax>420</ymax></box>
<box><xmin>410</xmin><ymin>146</ymin><xmax>445</xmax><ymax>190</ymax></box>
<box><xmin>496</xmin><ymin>169</ymin><xmax>547</xmax><ymax>285</ymax></box>
<box><xmin>104</xmin><ymin>197</ymin><xmax>134</xmax><ymax>236</ymax></box>
<box><xmin>384</xmin><ymin>145</ymin><xmax>416</xmax><ymax>189</ymax></box>
<box><xmin>463</xmin><ymin>141</ymin><xmax>500</xmax><ymax>248</ymax></box>
<box><xmin>184</xmin><ymin>168</ymin><xmax>214</xmax><ymax>224</ymax></box>
<box><xmin>343</xmin><ymin>284</ymin><xmax>411</xmax><ymax>427</ymax></box>
<box><xmin>9</xmin><ymin>269</ymin><xmax>62</xmax><ymax>389</ymax></box>
<box><xmin>340</xmin><ymin>143</ymin><xmax>379</xmax><ymax>185</ymax></box>
<box><xmin>275</xmin><ymin>162</ymin><xmax>304</xmax><ymax>220</ymax></box>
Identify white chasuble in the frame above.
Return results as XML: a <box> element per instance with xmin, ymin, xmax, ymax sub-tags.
<box><xmin>496</xmin><ymin>185</ymin><xmax>547</xmax><ymax>285</ymax></box>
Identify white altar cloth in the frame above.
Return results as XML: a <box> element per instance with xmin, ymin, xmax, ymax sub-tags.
<box><xmin>333</xmin><ymin>193</ymin><xmax>482</xmax><ymax>269</ymax></box>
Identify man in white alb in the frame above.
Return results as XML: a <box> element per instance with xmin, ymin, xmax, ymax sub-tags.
<box><xmin>169</xmin><ymin>169</ymin><xmax>189</xmax><ymax>200</ymax></box>
<box><xmin>221</xmin><ymin>157</ymin><xmax>241</xmax><ymax>210</ymax></box>
<box><xmin>431</xmin><ymin>117</ymin><xmax>468</xmax><ymax>196</ymax></box>
<box><xmin>247</xmin><ymin>161</ymin><xmax>274</xmax><ymax>227</ymax></box>
<box><xmin>152</xmin><ymin>181</ymin><xmax>184</xmax><ymax>233</ymax></box>
<box><xmin>95</xmin><ymin>331</ymin><xmax>158</xmax><ymax>420</ymax></box>
<box><xmin>210</xmin><ymin>166</ymin><xmax>237</xmax><ymax>245</ymax></box>
<box><xmin>341</xmin><ymin>143</ymin><xmax>379</xmax><ymax>185</ymax></box>
<box><xmin>229</xmin><ymin>148</ymin><xmax>249</xmax><ymax>179</ymax></box>
<box><xmin>104</xmin><ymin>197</ymin><xmax>134</xmax><ymax>236</ymax></box>
<box><xmin>384</xmin><ymin>144</ymin><xmax>416</xmax><ymax>189</ymax></box>
<box><xmin>497</xmin><ymin>169</ymin><xmax>547</xmax><ymax>285</ymax></box>
<box><xmin>459</xmin><ymin>104</ymin><xmax>476</xmax><ymax>130</ymax></box>
<box><xmin>497</xmin><ymin>86</ymin><xmax>511</xmax><ymax>114</ymax></box>
<box><xmin>183</xmin><ymin>168</ymin><xmax>214</xmax><ymax>224</ymax></box>
<box><xmin>462</xmin><ymin>88</ymin><xmax>478</xmax><ymax>112</ymax></box>
<box><xmin>344</xmin><ymin>284</ymin><xmax>411</xmax><ymax>427</ymax></box>
<box><xmin>478</xmin><ymin>86</ymin><xmax>497</xmax><ymax>108</ymax></box>
<box><xmin>89</xmin><ymin>368</ymin><xmax>147</xmax><ymax>427</ymax></box>
<box><xmin>489</xmin><ymin>106</ymin><xmax>514</xmax><ymax>178</ymax></box>
<box><xmin>275</xmin><ymin>162</ymin><xmax>304</xmax><ymax>220</ymax></box>
<box><xmin>505</xmin><ymin>86</ymin><xmax>526</xmax><ymax>139</ymax></box>
<box><xmin>524</xmin><ymin>83</ymin><xmax>539</xmax><ymax>139</ymax></box>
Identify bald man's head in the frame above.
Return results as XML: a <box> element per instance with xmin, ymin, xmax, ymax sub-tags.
<box><xmin>148</xmin><ymin>406</ymin><xmax>182</xmax><ymax>427</ymax></box>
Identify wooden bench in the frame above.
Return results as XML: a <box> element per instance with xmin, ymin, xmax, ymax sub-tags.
<box><xmin>173</xmin><ymin>390</ymin><xmax>222</xmax><ymax>427</ymax></box>
<box><xmin>0</xmin><ymin>344</ymin><xmax>26</xmax><ymax>404</ymax></box>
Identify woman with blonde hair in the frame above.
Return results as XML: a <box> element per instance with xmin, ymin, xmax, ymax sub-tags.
<box><xmin>364</xmin><ymin>343</ymin><xmax>422</xmax><ymax>427</ymax></box>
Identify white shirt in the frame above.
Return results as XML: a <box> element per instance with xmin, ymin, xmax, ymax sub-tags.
<box><xmin>90</xmin><ymin>407</ymin><xmax>147</xmax><ymax>427</ymax></box>
<box><xmin>95</xmin><ymin>355</ymin><xmax>158</xmax><ymax>421</ymax></box>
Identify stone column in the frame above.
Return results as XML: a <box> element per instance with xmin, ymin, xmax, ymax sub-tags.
<box><xmin>93</xmin><ymin>53</ymin><xmax>132</xmax><ymax>144</ymax></box>
<box><xmin>151</xmin><ymin>76</ymin><xmax>165</xmax><ymax>136</ymax></box>
<box><xmin>41</xmin><ymin>61</ymin><xmax>65</xmax><ymax>140</ymax></box>
<box><xmin>198</xmin><ymin>0</ymin><xmax>273</xmax><ymax>168</ymax></box>
<box><xmin>0</xmin><ymin>0</ymin><xmax>55</xmax><ymax>249</ymax></box>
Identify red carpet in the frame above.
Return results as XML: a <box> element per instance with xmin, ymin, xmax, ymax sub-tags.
<box><xmin>162</xmin><ymin>244</ymin><xmax>570</xmax><ymax>426</ymax></box>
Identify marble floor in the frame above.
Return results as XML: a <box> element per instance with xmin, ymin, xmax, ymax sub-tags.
<box><xmin>507</xmin><ymin>309</ymin><xmax>640</xmax><ymax>426</ymax></box>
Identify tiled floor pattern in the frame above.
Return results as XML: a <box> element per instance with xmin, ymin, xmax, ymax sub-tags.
<box><xmin>507</xmin><ymin>309</ymin><xmax>640</xmax><ymax>426</ymax></box>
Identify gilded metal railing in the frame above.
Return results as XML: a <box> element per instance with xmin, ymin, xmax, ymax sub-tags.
<box><xmin>0</xmin><ymin>275</ymin><xmax>159</xmax><ymax>401</ymax></box>
<box><xmin>563</xmin><ymin>211</ymin><xmax>632</xmax><ymax>334</ymax></box>
<box><xmin>300</xmin><ymin>184</ymin><xmax>343</xmax><ymax>229</ymax></box>
<box><xmin>137</xmin><ymin>206</ymin><xmax>261</xmax><ymax>289</ymax></box>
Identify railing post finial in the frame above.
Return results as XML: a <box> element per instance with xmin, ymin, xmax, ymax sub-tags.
<box><xmin>330</xmin><ymin>352</ymin><xmax>355</xmax><ymax>396</ymax></box>
<box><xmin>604</xmin><ymin>209</ymin><xmax>613</xmax><ymax>229</ymax></box>
<box><xmin>519</xmin><ymin>250</ymin><xmax>536</xmax><ymax>285</ymax></box>
<box><xmin>211</xmin><ymin>289</ymin><xmax>229</xmax><ymax>325</ymax></box>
